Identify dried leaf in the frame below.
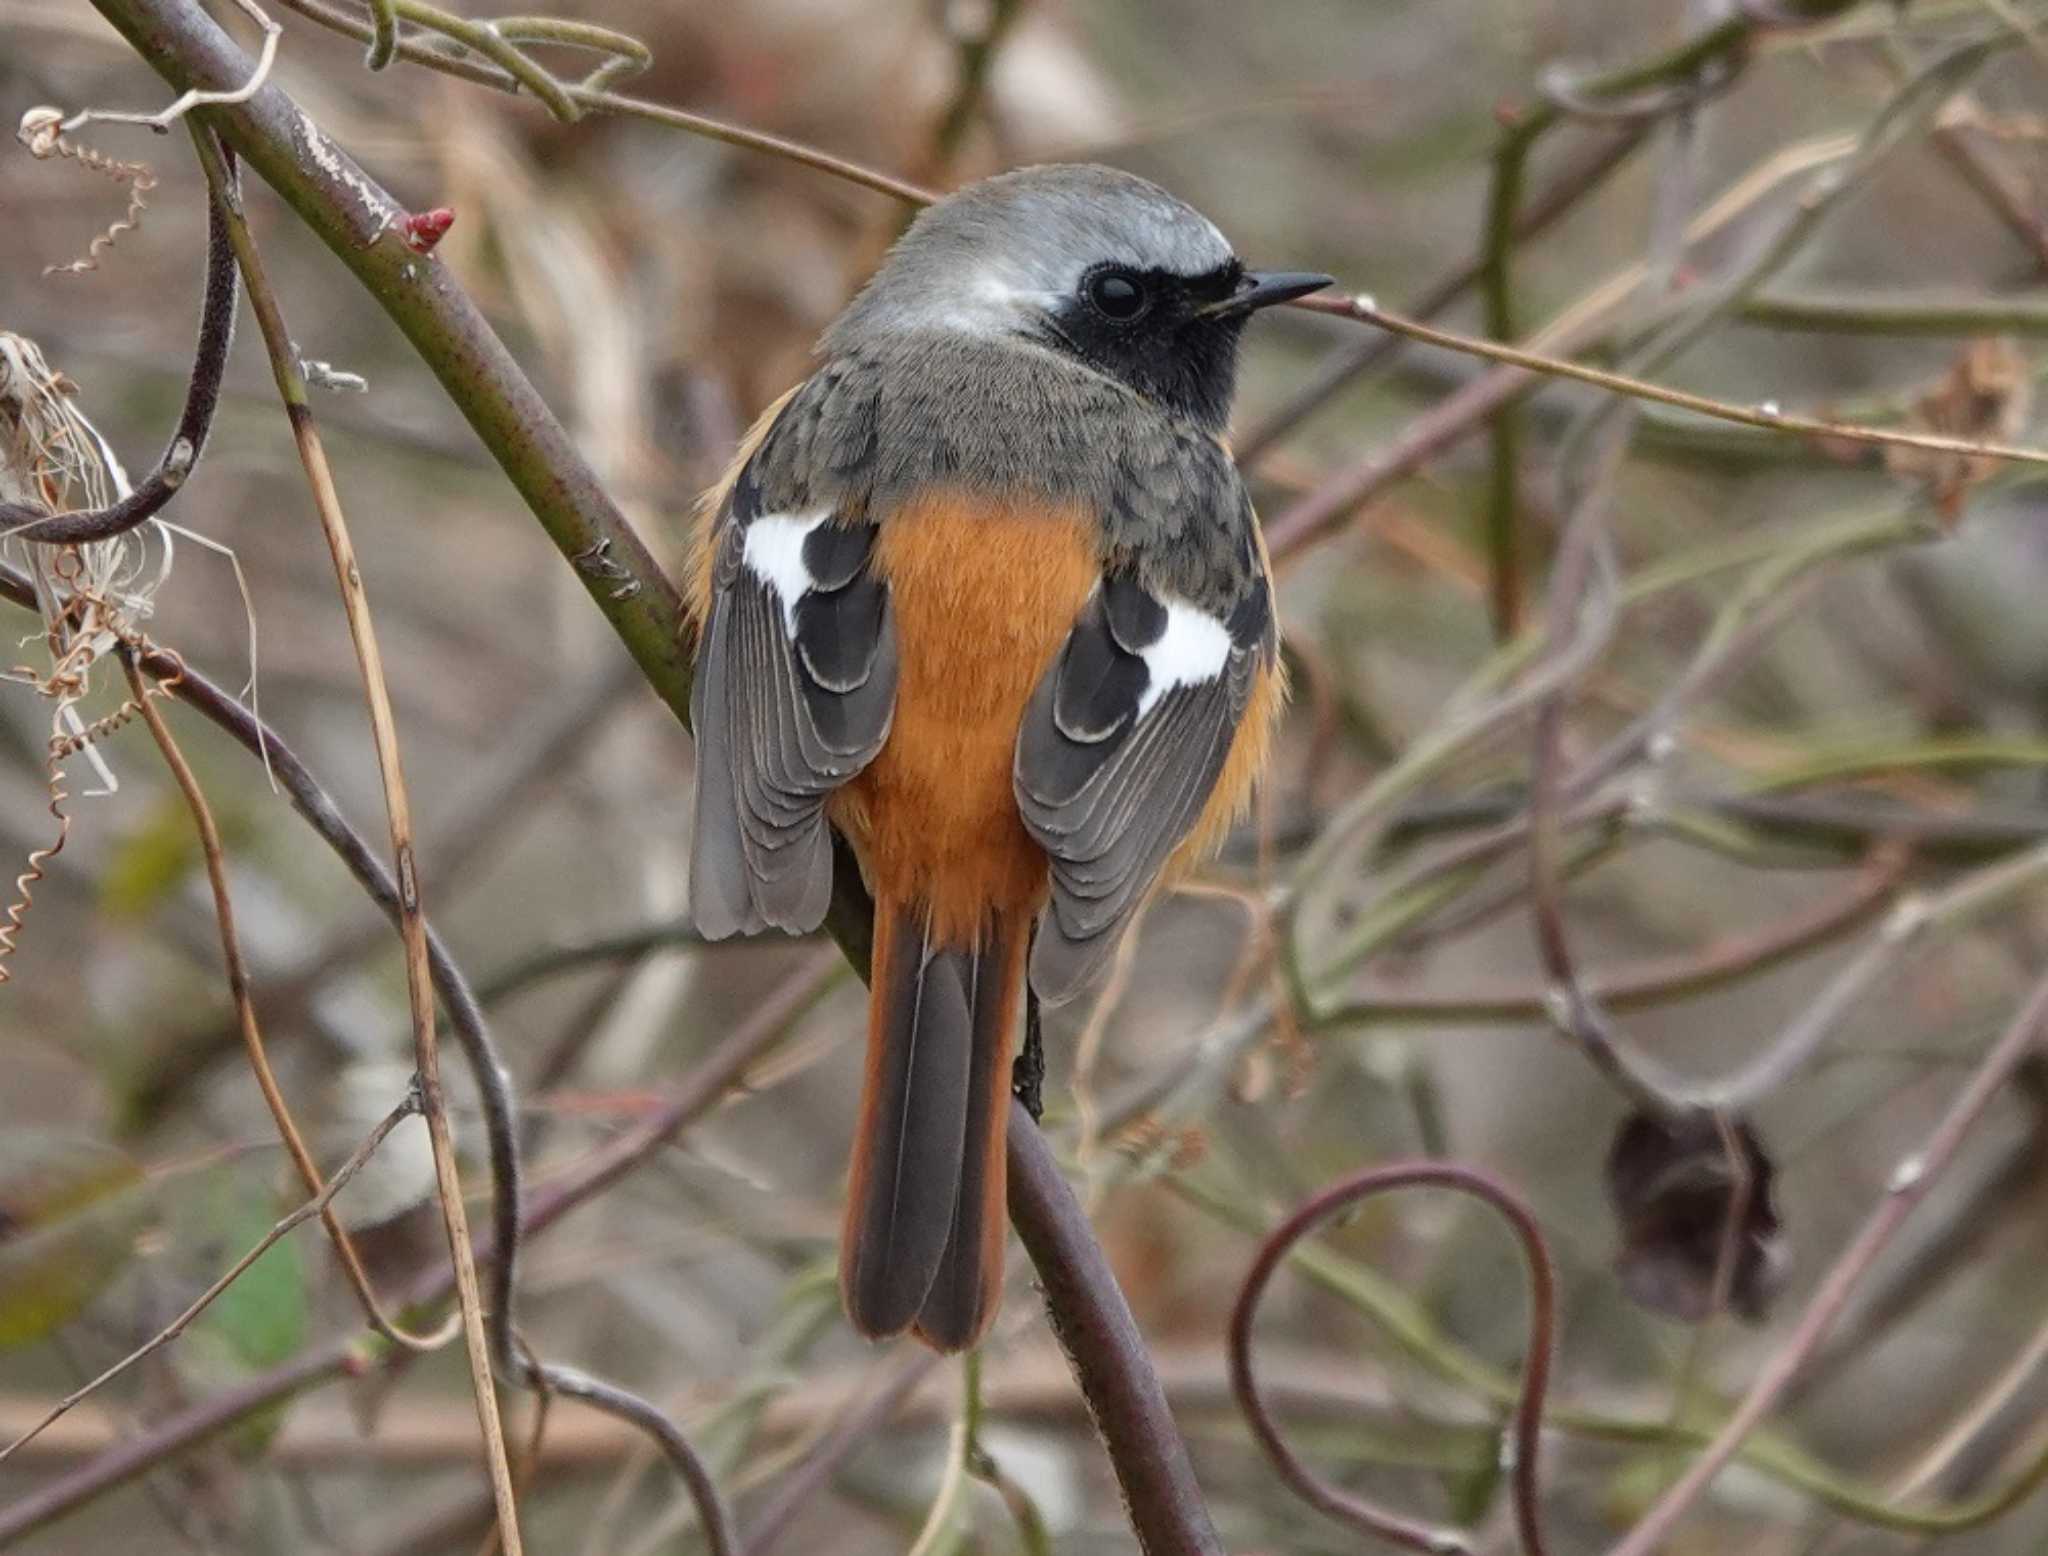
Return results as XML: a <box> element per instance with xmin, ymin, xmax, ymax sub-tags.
<box><xmin>1883</xmin><ymin>338</ymin><xmax>2034</xmax><ymax>527</ymax></box>
<box><xmin>1605</xmin><ymin>1109</ymin><xmax>1787</xmax><ymax>1324</ymax></box>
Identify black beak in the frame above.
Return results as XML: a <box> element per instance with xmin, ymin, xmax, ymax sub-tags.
<box><xmin>1200</xmin><ymin>269</ymin><xmax>1335</xmax><ymax>318</ymax></box>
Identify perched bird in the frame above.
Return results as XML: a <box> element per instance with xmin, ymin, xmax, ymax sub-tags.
<box><xmin>686</xmin><ymin>163</ymin><xmax>1327</xmax><ymax>1351</ymax></box>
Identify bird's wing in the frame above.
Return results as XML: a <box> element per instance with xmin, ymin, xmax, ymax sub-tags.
<box><xmin>689</xmin><ymin>433</ymin><xmax>897</xmax><ymax>938</ymax></box>
<box><xmin>1014</xmin><ymin>565</ymin><xmax>1274</xmax><ymax>1003</ymax></box>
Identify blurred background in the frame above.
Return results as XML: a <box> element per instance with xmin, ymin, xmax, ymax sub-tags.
<box><xmin>3</xmin><ymin>0</ymin><xmax>2048</xmax><ymax>1551</ymax></box>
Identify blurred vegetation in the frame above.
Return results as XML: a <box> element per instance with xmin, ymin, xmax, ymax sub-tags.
<box><xmin>3</xmin><ymin>1</ymin><xmax>2048</xmax><ymax>1552</ymax></box>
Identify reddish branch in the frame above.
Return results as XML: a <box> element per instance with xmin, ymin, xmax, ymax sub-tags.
<box><xmin>1230</xmin><ymin>1160</ymin><xmax>1556</xmax><ymax>1556</ymax></box>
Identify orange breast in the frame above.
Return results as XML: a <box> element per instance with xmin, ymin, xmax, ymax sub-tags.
<box><xmin>830</xmin><ymin>489</ymin><xmax>1101</xmax><ymax>947</ymax></box>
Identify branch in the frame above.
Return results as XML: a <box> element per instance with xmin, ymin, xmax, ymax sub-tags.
<box><xmin>1291</xmin><ymin>292</ymin><xmax>2048</xmax><ymax>472</ymax></box>
<box><xmin>1007</xmin><ymin>1118</ymin><xmax>1225</xmax><ymax>1556</ymax></box>
<box><xmin>1605</xmin><ymin>965</ymin><xmax>2048</xmax><ymax>1555</ymax></box>
<box><xmin>78</xmin><ymin>10</ymin><xmax>1235</xmax><ymax>1548</ymax></box>
<box><xmin>269</xmin><ymin>0</ymin><xmax>933</xmax><ymax>203</ymax></box>
<box><xmin>1230</xmin><ymin>1161</ymin><xmax>1556</xmax><ymax>1556</ymax></box>
<box><xmin>188</xmin><ymin>123</ymin><xmax>523</xmax><ymax>1550</ymax></box>
<box><xmin>0</xmin><ymin>178</ymin><xmax>234</xmax><ymax>544</ymax></box>
<box><xmin>89</xmin><ymin>0</ymin><xmax>698</xmax><ymax>726</ymax></box>
<box><xmin>0</xmin><ymin>1090</ymin><xmax>419</xmax><ymax>1467</ymax></box>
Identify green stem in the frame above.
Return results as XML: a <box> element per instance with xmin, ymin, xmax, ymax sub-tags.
<box><xmin>1739</xmin><ymin>288</ymin><xmax>2048</xmax><ymax>335</ymax></box>
<box><xmin>1175</xmin><ymin>1168</ymin><xmax>2048</xmax><ymax>1534</ymax></box>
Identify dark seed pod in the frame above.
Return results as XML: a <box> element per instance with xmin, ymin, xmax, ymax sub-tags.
<box><xmin>1606</xmin><ymin>1108</ymin><xmax>1787</xmax><ymax>1324</ymax></box>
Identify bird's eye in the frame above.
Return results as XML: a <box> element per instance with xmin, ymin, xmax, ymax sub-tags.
<box><xmin>1085</xmin><ymin>268</ymin><xmax>1150</xmax><ymax>323</ymax></box>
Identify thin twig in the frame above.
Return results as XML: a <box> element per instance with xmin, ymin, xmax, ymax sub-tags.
<box><xmin>745</xmin><ymin>1350</ymin><xmax>943</xmax><ymax>1555</ymax></box>
<box><xmin>269</xmin><ymin>0</ymin><xmax>933</xmax><ymax>203</ymax></box>
<box><xmin>1229</xmin><ymin>1160</ymin><xmax>1556</xmax><ymax>1556</ymax></box>
<box><xmin>190</xmin><ymin>123</ymin><xmax>523</xmax><ymax>1553</ymax></box>
<box><xmin>0</xmin><ymin>1090</ymin><xmax>420</xmax><ymax>1467</ymax></box>
<box><xmin>121</xmin><ymin>647</ymin><xmax>458</xmax><ymax>1353</ymax></box>
<box><xmin>478</xmin><ymin>913</ymin><xmax>716</xmax><ymax>1005</ymax></box>
<box><xmin>1235</xmin><ymin>126</ymin><xmax>1644</xmax><ymax>465</ymax></box>
<box><xmin>363</xmin><ymin>0</ymin><xmax>396</xmax><ymax>67</ymax></box>
<box><xmin>921</xmin><ymin>0</ymin><xmax>1024</xmax><ymax>179</ymax></box>
<box><xmin>904</xmin><ymin>1354</ymin><xmax>976</xmax><ymax>1556</ymax></box>
<box><xmin>1523</xmin><ymin>97</ymin><xmax>1698</xmax><ymax>1115</ymax></box>
<box><xmin>533</xmin><ymin>1367</ymin><xmax>740</xmax><ymax>1556</ymax></box>
<box><xmin>1604</xmin><ymin>966</ymin><xmax>2048</xmax><ymax>1556</ymax></box>
<box><xmin>1290</xmin><ymin>293</ymin><xmax>2048</xmax><ymax>471</ymax></box>
<box><xmin>64</xmin><ymin>0</ymin><xmax>281</xmax><ymax>136</ymax></box>
<box><xmin>0</xmin><ymin>177</ymin><xmax>235</xmax><ymax>545</ymax></box>
<box><xmin>1308</xmin><ymin>844</ymin><xmax>1904</xmax><ymax>1028</ymax></box>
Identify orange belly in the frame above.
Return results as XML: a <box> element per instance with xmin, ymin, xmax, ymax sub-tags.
<box><xmin>831</xmin><ymin>489</ymin><xmax>1101</xmax><ymax>946</ymax></box>
<box><xmin>688</xmin><ymin>445</ymin><xmax>1287</xmax><ymax>959</ymax></box>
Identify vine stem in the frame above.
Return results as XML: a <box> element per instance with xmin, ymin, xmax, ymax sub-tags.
<box><xmin>0</xmin><ymin>1087</ymin><xmax>419</xmax><ymax>1466</ymax></box>
<box><xmin>117</xmin><ymin>646</ymin><xmax>456</xmax><ymax>1353</ymax></box>
<box><xmin>1230</xmin><ymin>1160</ymin><xmax>1555</xmax><ymax>1555</ymax></box>
<box><xmin>1290</xmin><ymin>292</ymin><xmax>2048</xmax><ymax>470</ymax></box>
<box><xmin>1605</xmin><ymin>967</ymin><xmax>2048</xmax><ymax>1556</ymax></box>
<box><xmin>191</xmin><ymin>124</ymin><xmax>525</xmax><ymax>1553</ymax></box>
<box><xmin>270</xmin><ymin>0</ymin><xmax>933</xmax><ymax>203</ymax></box>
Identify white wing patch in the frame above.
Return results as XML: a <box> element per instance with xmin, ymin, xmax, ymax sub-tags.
<box><xmin>1136</xmin><ymin>597</ymin><xmax>1232</xmax><ymax>718</ymax></box>
<box><xmin>741</xmin><ymin>511</ymin><xmax>832</xmax><ymax>633</ymax></box>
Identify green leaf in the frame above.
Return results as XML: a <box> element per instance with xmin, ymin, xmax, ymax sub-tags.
<box><xmin>1440</xmin><ymin>1428</ymin><xmax>1503</xmax><ymax>1526</ymax></box>
<box><xmin>0</xmin><ymin>1132</ymin><xmax>147</xmax><ymax>1348</ymax></box>
<box><xmin>99</xmin><ymin>794</ymin><xmax>200</xmax><ymax>920</ymax></box>
<box><xmin>193</xmin><ymin>1180</ymin><xmax>308</xmax><ymax>1371</ymax></box>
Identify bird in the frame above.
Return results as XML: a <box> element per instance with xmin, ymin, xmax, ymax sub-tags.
<box><xmin>685</xmin><ymin>163</ymin><xmax>1329</xmax><ymax>1352</ymax></box>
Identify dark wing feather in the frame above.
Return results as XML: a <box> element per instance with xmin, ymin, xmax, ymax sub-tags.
<box><xmin>1015</xmin><ymin>570</ymin><xmax>1270</xmax><ymax>1004</ymax></box>
<box><xmin>689</xmin><ymin>474</ymin><xmax>896</xmax><ymax>938</ymax></box>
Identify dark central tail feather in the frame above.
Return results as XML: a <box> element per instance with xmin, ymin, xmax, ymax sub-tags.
<box><xmin>840</xmin><ymin>901</ymin><xmax>1028</xmax><ymax>1350</ymax></box>
<box><xmin>841</xmin><ymin>900</ymin><xmax>973</xmax><ymax>1340</ymax></box>
<box><xmin>913</xmin><ymin>913</ymin><xmax>1027</xmax><ymax>1352</ymax></box>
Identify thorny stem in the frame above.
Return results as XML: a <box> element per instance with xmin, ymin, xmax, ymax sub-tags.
<box><xmin>1230</xmin><ymin>1160</ymin><xmax>1555</xmax><ymax>1556</ymax></box>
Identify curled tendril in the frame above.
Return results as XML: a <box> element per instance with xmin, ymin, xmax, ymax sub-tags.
<box><xmin>17</xmin><ymin>108</ymin><xmax>161</xmax><ymax>277</ymax></box>
<box><xmin>1228</xmin><ymin>1160</ymin><xmax>1557</xmax><ymax>1556</ymax></box>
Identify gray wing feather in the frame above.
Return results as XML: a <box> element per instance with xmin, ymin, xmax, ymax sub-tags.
<box><xmin>689</xmin><ymin>508</ymin><xmax>896</xmax><ymax>938</ymax></box>
<box><xmin>1016</xmin><ymin>575</ymin><xmax>1267</xmax><ymax>1005</ymax></box>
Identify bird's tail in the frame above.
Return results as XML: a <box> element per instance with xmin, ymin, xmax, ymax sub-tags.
<box><xmin>840</xmin><ymin>898</ymin><xmax>1026</xmax><ymax>1352</ymax></box>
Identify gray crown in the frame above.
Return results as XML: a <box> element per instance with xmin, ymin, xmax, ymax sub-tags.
<box><xmin>821</xmin><ymin>163</ymin><xmax>1236</xmax><ymax>352</ymax></box>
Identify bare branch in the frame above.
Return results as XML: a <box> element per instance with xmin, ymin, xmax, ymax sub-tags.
<box><xmin>1230</xmin><ymin>1160</ymin><xmax>1556</xmax><ymax>1556</ymax></box>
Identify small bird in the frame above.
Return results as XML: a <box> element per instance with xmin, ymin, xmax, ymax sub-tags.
<box><xmin>686</xmin><ymin>163</ymin><xmax>1328</xmax><ymax>1351</ymax></box>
